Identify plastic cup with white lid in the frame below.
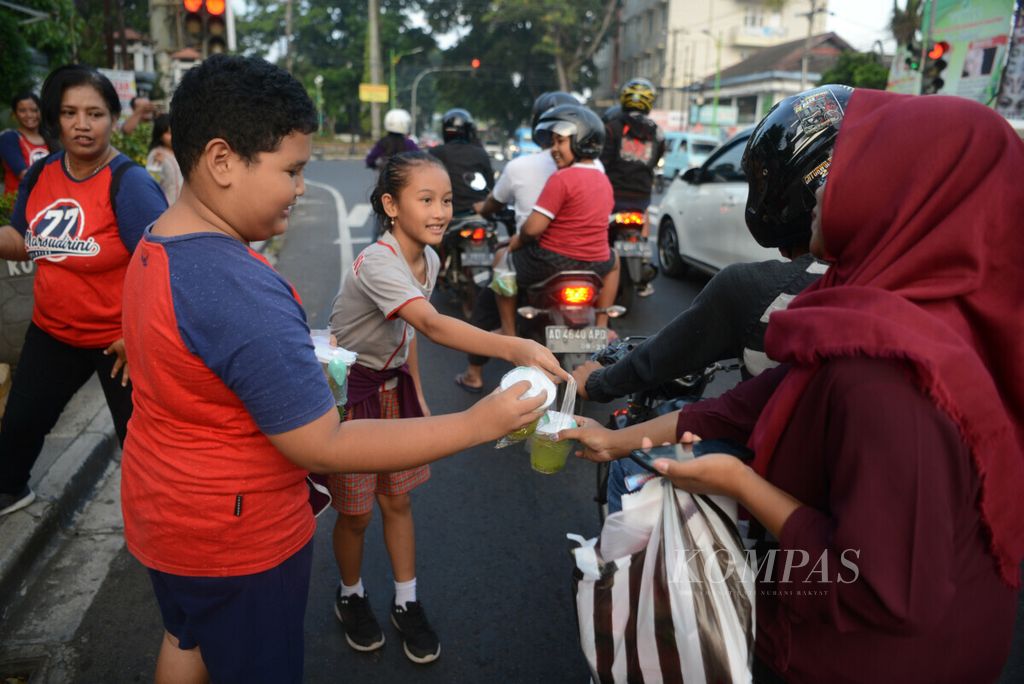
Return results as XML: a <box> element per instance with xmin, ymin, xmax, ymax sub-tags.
<box><xmin>499</xmin><ymin>367</ymin><xmax>557</xmax><ymax>443</ymax></box>
<box><xmin>530</xmin><ymin>410</ymin><xmax>577</xmax><ymax>474</ymax></box>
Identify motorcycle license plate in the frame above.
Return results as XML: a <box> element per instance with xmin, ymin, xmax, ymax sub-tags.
<box><xmin>615</xmin><ymin>240</ymin><xmax>651</xmax><ymax>258</ymax></box>
<box><xmin>461</xmin><ymin>250</ymin><xmax>493</xmax><ymax>267</ymax></box>
<box><xmin>545</xmin><ymin>326</ymin><xmax>609</xmax><ymax>354</ymax></box>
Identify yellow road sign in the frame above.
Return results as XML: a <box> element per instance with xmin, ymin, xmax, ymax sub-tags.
<box><xmin>359</xmin><ymin>83</ymin><xmax>389</xmax><ymax>103</ymax></box>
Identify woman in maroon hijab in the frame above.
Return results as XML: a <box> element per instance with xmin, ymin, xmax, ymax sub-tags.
<box><xmin>564</xmin><ymin>87</ymin><xmax>1024</xmax><ymax>682</ymax></box>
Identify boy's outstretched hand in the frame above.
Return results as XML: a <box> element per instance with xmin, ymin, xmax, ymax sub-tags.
<box><xmin>469</xmin><ymin>380</ymin><xmax>548</xmax><ymax>441</ymax></box>
<box><xmin>506</xmin><ymin>337</ymin><xmax>568</xmax><ymax>384</ymax></box>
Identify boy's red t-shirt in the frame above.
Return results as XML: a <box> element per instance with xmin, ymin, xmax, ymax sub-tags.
<box><xmin>121</xmin><ymin>231</ymin><xmax>336</xmax><ymax>577</ymax></box>
<box><xmin>533</xmin><ymin>164</ymin><xmax>613</xmax><ymax>262</ymax></box>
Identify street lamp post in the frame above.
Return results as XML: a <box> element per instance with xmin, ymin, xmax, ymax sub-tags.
<box><xmin>389</xmin><ymin>47</ymin><xmax>424</xmax><ymax>110</ymax></box>
<box><xmin>410</xmin><ymin>65</ymin><xmax>474</xmax><ymax>139</ymax></box>
<box><xmin>313</xmin><ymin>74</ymin><xmax>324</xmax><ymax>132</ymax></box>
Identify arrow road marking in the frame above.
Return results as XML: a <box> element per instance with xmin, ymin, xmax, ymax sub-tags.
<box><xmin>305</xmin><ymin>180</ymin><xmax>353</xmax><ymax>289</ymax></box>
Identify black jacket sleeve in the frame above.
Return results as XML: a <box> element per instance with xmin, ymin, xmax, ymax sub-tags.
<box><xmin>586</xmin><ymin>264</ymin><xmax>747</xmax><ymax>402</ymax></box>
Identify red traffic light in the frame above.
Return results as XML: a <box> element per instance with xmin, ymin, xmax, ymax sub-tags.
<box><xmin>928</xmin><ymin>41</ymin><xmax>949</xmax><ymax>60</ymax></box>
<box><xmin>470</xmin><ymin>58</ymin><xmax>481</xmax><ymax>69</ymax></box>
<box><xmin>183</xmin><ymin>0</ymin><xmax>202</xmax><ymax>11</ymax></box>
<box><xmin>206</xmin><ymin>0</ymin><xmax>225</xmax><ymax>15</ymax></box>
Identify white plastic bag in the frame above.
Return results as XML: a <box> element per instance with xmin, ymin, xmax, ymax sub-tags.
<box><xmin>569</xmin><ymin>477</ymin><xmax>755</xmax><ymax>683</ymax></box>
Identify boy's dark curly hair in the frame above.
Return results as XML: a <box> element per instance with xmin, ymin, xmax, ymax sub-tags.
<box><xmin>170</xmin><ymin>54</ymin><xmax>317</xmax><ymax>180</ymax></box>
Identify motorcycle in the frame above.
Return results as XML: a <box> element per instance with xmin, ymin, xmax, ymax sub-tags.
<box><xmin>609</xmin><ymin>210</ymin><xmax>657</xmax><ymax>314</ymax></box>
<box><xmin>516</xmin><ymin>270</ymin><xmax>625</xmax><ymax>375</ymax></box>
<box><xmin>589</xmin><ymin>336</ymin><xmax>739</xmax><ymax>522</ymax></box>
<box><xmin>437</xmin><ymin>214</ymin><xmax>500</xmax><ymax>318</ymax></box>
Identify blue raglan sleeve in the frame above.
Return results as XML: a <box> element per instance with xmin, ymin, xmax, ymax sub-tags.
<box><xmin>168</xmin><ymin>240</ymin><xmax>337</xmax><ymax>434</ymax></box>
<box><xmin>0</xmin><ymin>131</ymin><xmax>27</xmax><ymax>177</ymax></box>
<box><xmin>113</xmin><ymin>161</ymin><xmax>168</xmax><ymax>252</ymax></box>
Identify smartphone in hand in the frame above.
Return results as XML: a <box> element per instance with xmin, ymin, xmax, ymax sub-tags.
<box><xmin>628</xmin><ymin>443</ymin><xmax>693</xmax><ymax>474</ymax></box>
<box><xmin>629</xmin><ymin>439</ymin><xmax>754</xmax><ymax>475</ymax></box>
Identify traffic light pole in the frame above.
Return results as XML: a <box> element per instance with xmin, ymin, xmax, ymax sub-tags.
<box><xmin>410</xmin><ymin>66</ymin><xmax>473</xmax><ymax>139</ymax></box>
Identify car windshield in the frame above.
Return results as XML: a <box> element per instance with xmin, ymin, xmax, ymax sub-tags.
<box><xmin>692</xmin><ymin>142</ymin><xmax>717</xmax><ymax>155</ymax></box>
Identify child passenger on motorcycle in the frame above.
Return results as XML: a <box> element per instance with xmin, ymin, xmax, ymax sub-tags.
<box><xmin>326</xmin><ymin>151</ymin><xmax>563</xmax><ymax>663</ymax></box>
<box><xmin>490</xmin><ymin>104</ymin><xmax>621</xmax><ymax>342</ymax></box>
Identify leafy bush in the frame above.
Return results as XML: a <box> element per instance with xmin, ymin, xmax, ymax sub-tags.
<box><xmin>112</xmin><ymin>123</ymin><xmax>152</xmax><ymax>166</ymax></box>
<box><xmin>0</xmin><ymin>191</ymin><xmax>15</xmax><ymax>227</ymax></box>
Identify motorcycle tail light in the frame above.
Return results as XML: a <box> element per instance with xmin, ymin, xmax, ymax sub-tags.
<box><xmin>459</xmin><ymin>228</ymin><xmax>473</xmax><ymax>238</ymax></box>
<box><xmin>612</xmin><ymin>211</ymin><xmax>644</xmax><ymax>225</ymax></box>
<box><xmin>472</xmin><ymin>227</ymin><xmax>486</xmax><ymax>241</ymax></box>
<box><xmin>560</xmin><ymin>286</ymin><xmax>596</xmax><ymax>305</ymax></box>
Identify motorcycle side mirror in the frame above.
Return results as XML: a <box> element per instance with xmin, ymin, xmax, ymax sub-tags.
<box><xmin>598</xmin><ymin>305</ymin><xmax>627</xmax><ymax>319</ymax></box>
<box><xmin>517</xmin><ymin>306</ymin><xmax>544</xmax><ymax>320</ymax></box>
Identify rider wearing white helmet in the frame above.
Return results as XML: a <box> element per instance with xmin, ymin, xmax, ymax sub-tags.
<box><xmin>365</xmin><ymin>108</ymin><xmax>418</xmax><ymax>169</ymax></box>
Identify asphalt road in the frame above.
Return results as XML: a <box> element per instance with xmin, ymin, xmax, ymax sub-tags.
<box><xmin>60</xmin><ymin>159</ymin><xmax>717</xmax><ymax>683</ymax></box>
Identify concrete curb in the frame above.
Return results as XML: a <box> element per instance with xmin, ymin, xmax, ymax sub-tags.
<box><xmin>0</xmin><ymin>409</ymin><xmax>117</xmax><ymax>615</ymax></box>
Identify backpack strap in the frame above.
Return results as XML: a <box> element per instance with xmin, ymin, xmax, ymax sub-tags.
<box><xmin>108</xmin><ymin>158</ymin><xmax>132</xmax><ymax>216</ymax></box>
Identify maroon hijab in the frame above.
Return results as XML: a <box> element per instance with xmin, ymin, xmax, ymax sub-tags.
<box><xmin>750</xmin><ymin>90</ymin><xmax>1024</xmax><ymax>586</ymax></box>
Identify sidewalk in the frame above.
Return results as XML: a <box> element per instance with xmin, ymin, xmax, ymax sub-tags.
<box><xmin>0</xmin><ymin>377</ymin><xmax>116</xmax><ymax>618</ymax></box>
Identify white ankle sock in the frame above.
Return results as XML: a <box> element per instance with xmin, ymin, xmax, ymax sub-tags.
<box><xmin>341</xmin><ymin>579</ymin><xmax>364</xmax><ymax>598</ymax></box>
<box><xmin>394</xmin><ymin>577</ymin><xmax>417</xmax><ymax>607</ymax></box>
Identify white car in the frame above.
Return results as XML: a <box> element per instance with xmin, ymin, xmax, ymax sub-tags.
<box><xmin>651</xmin><ymin>128</ymin><xmax>782</xmax><ymax>277</ymax></box>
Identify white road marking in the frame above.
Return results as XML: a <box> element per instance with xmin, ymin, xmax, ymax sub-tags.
<box><xmin>305</xmin><ymin>179</ymin><xmax>353</xmax><ymax>288</ymax></box>
<box><xmin>347</xmin><ymin>203</ymin><xmax>372</xmax><ymax>229</ymax></box>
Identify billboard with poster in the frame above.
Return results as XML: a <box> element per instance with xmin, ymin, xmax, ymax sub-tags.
<box><xmin>995</xmin><ymin>17</ymin><xmax>1024</xmax><ymax>118</ymax></box>
<box><xmin>98</xmin><ymin>68</ymin><xmax>138</xmax><ymax>122</ymax></box>
<box><xmin>926</xmin><ymin>0</ymin><xmax>1016</xmax><ymax>103</ymax></box>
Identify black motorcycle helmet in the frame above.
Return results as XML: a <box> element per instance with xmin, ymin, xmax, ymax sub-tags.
<box><xmin>531</xmin><ymin>91</ymin><xmax>578</xmax><ymax>131</ymax></box>
<box><xmin>741</xmin><ymin>84</ymin><xmax>853</xmax><ymax>249</ymax></box>
<box><xmin>601</xmin><ymin>104</ymin><xmax>622</xmax><ymax>123</ymax></box>
<box><xmin>533</xmin><ymin>104</ymin><xmax>605</xmax><ymax>160</ymax></box>
<box><xmin>442</xmin><ymin>108</ymin><xmax>475</xmax><ymax>142</ymax></box>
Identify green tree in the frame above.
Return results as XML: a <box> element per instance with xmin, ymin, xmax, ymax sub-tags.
<box><xmin>238</xmin><ymin>0</ymin><xmax>435</xmax><ymax>138</ymax></box>
<box><xmin>419</xmin><ymin>0</ymin><xmax>616</xmax><ymax>93</ymax></box>
<box><xmin>818</xmin><ymin>51</ymin><xmax>890</xmax><ymax>90</ymax></box>
<box><xmin>890</xmin><ymin>0</ymin><xmax>924</xmax><ymax>48</ymax></box>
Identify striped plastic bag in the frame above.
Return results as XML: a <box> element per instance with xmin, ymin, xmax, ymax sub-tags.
<box><xmin>569</xmin><ymin>476</ymin><xmax>755</xmax><ymax>683</ymax></box>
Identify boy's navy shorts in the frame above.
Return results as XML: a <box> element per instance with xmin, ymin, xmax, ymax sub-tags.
<box><xmin>147</xmin><ymin>539</ymin><xmax>313</xmax><ymax>683</ymax></box>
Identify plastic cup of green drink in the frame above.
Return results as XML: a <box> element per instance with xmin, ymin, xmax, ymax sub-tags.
<box><xmin>498</xmin><ymin>367</ymin><xmax>556</xmax><ymax>444</ymax></box>
<box><xmin>311</xmin><ymin>334</ymin><xmax>358</xmax><ymax>407</ymax></box>
<box><xmin>530</xmin><ymin>411</ymin><xmax>576</xmax><ymax>474</ymax></box>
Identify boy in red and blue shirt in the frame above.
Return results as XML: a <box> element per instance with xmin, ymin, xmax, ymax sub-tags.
<box><xmin>120</xmin><ymin>54</ymin><xmax>543</xmax><ymax>683</ymax></box>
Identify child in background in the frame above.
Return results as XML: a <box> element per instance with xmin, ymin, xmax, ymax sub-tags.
<box><xmin>119</xmin><ymin>55</ymin><xmax>544</xmax><ymax>684</ymax></box>
<box><xmin>328</xmin><ymin>151</ymin><xmax>565</xmax><ymax>664</ymax></box>
<box><xmin>145</xmin><ymin>114</ymin><xmax>183</xmax><ymax>204</ymax></box>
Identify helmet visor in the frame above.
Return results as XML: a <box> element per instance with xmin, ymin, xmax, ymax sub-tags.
<box><xmin>533</xmin><ymin>119</ymin><xmax>578</xmax><ymax>148</ymax></box>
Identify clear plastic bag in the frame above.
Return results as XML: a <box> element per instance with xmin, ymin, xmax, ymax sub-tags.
<box><xmin>489</xmin><ymin>250</ymin><xmax>517</xmax><ymax>297</ymax></box>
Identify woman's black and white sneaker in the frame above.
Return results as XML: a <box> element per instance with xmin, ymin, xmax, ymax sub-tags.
<box><xmin>334</xmin><ymin>589</ymin><xmax>385</xmax><ymax>652</ymax></box>
<box><xmin>390</xmin><ymin>599</ymin><xmax>441</xmax><ymax>664</ymax></box>
<box><xmin>0</xmin><ymin>487</ymin><xmax>35</xmax><ymax>517</ymax></box>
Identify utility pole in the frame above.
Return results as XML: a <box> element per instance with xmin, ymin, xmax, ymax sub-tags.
<box><xmin>800</xmin><ymin>0</ymin><xmax>829</xmax><ymax>89</ymax></box>
<box><xmin>368</xmin><ymin>0</ymin><xmax>382</xmax><ymax>140</ymax></box>
<box><xmin>284</xmin><ymin>0</ymin><xmax>294</xmax><ymax>73</ymax></box>
<box><xmin>669</xmin><ymin>29</ymin><xmax>680</xmax><ymax>112</ymax></box>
